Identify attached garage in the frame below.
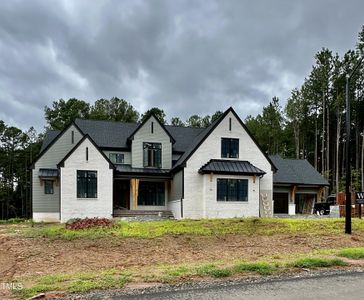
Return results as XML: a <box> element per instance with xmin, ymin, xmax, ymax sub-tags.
<box><xmin>269</xmin><ymin>155</ymin><xmax>329</xmax><ymax>215</ymax></box>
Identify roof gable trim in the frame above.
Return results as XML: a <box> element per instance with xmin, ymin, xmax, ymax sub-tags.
<box><xmin>127</xmin><ymin>114</ymin><xmax>176</xmax><ymax>144</ymax></box>
<box><xmin>172</xmin><ymin>107</ymin><xmax>277</xmax><ymax>172</ymax></box>
<box><xmin>30</xmin><ymin>121</ymin><xmax>85</xmax><ymax>169</ymax></box>
<box><xmin>57</xmin><ymin>134</ymin><xmax>115</xmax><ymax>170</ymax></box>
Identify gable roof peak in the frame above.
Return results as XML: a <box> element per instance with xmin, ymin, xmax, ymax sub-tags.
<box><xmin>127</xmin><ymin>113</ymin><xmax>176</xmax><ymax>144</ymax></box>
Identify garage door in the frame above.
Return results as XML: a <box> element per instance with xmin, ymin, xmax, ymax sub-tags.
<box><xmin>273</xmin><ymin>192</ymin><xmax>288</xmax><ymax>214</ymax></box>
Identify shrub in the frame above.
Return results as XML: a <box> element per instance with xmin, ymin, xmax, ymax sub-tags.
<box><xmin>65</xmin><ymin>218</ymin><xmax>113</xmax><ymax>230</ymax></box>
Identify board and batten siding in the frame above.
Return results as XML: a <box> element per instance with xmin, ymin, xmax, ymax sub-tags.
<box><xmin>103</xmin><ymin>150</ymin><xmax>131</xmax><ymax>165</ymax></box>
<box><xmin>60</xmin><ymin>138</ymin><xmax>113</xmax><ymax>222</ymax></box>
<box><xmin>131</xmin><ymin>116</ymin><xmax>172</xmax><ymax>169</ymax></box>
<box><xmin>32</xmin><ymin>125</ymin><xmax>83</xmax><ymax>222</ymax></box>
<box><xmin>183</xmin><ymin>110</ymin><xmax>273</xmax><ymax>218</ymax></box>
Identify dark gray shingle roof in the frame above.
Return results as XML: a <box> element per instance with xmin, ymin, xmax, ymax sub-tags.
<box><xmin>199</xmin><ymin>159</ymin><xmax>266</xmax><ymax>175</ymax></box>
<box><xmin>269</xmin><ymin>155</ymin><xmax>329</xmax><ymax>186</ymax></box>
<box><xmin>40</xmin><ymin>130</ymin><xmax>61</xmax><ymax>152</ymax></box>
<box><xmin>74</xmin><ymin>119</ymin><xmax>204</xmax><ymax>152</ymax></box>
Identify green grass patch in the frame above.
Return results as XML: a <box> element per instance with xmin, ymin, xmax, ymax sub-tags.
<box><xmin>13</xmin><ymin>253</ymin><xmax>352</xmax><ymax>299</ymax></box>
<box><xmin>0</xmin><ymin>218</ymin><xmax>29</xmax><ymax>224</ymax></box>
<box><xmin>232</xmin><ymin>262</ymin><xmax>277</xmax><ymax>275</ymax></box>
<box><xmin>195</xmin><ymin>264</ymin><xmax>232</xmax><ymax>278</ymax></box>
<box><xmin>292</xmin><ymin>257</ymin><xmax>347</xmax><ymax>268</ymax></box>
<box><xmin>19</xmin><ymin>218</ymin><xmax>364</xmax><ymax>240</ymax></box>
<box><xmin>14</xmin><ymin>269</ymin><xmax>130</xmax><ymax>299</ymax></box>
<box><xmin>338</xmin><ymin>247</ymin><xmax>364</xmax><ymax>260</ymax></box>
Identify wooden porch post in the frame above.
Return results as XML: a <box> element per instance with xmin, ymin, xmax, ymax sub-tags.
<box><xmin>291</xmin><ymin>185</ymin><xmax>297</xmax><ymax>203</ymax></box>
<box><xmin>130</xmin><ymin>179</ymin><xmax>139</xmax><ymax>210</ymax></box>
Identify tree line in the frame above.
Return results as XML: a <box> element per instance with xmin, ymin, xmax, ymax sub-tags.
<box><xmin>245</xmin><ymin>25</ymin><xmax>364</xmax><ymax>193</ymax></box>
<box><xmin>44</xmin><ymin>97</ymin><xmax>223</xmax><ymax>130</ymax></box>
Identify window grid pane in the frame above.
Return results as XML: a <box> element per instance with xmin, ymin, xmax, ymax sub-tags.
<box><xmin>217</xmin><ymin>178</ymin><xmax>248</xmax><ymax>202</ymax></box>
<box><xmin>143</xmin><ymin>143</ymin><xmax>162</xmax><ymax>168</ymax></box>
<box><xmin>44</xmin><ymin>180</ymin><xmax>54</xmax><ymax>194</ymax></box>
<box><xmin>109</xmin><ymin>153</ymin><xmax>124</xmax><ymax>164</ymax></box>
<box><xmin>77</xmin><ymin>170</ymin><xmax>97</xmax><ymax>198</ymax></box>
<box><xmin>221</xmin><ymin>138</ymin><xmax>239</xmax><ymax>158</ymax></box>
<box><xmin>138</xmin><ymin>182</ymin><xmax>165</xmax><ymax>206</ymax></box>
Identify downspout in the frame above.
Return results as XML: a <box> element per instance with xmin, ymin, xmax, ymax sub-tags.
<box><xmin>258</xmin><ymin>175</ymin><xmax>261</xmax><ymax>217</ymax></box>
<box><xmin>59</xmin><ymin>168</ymin><xmax>61</xmax><ymax>222</ymax></box>
<box><xmin>180</xmin><ymin>168</ymin><xmax>184</xmax><ymax>219</ymax></box>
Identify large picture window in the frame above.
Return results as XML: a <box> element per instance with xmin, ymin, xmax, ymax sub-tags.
<box><xmin>44</xmin><ymin>180</ymin><xmax>54</xmax><ymax>194</ymax></box>
<box><xmin>217</xmin><ymin>179</ymin><xmax>248</xmax><ymax>202</ymax></box>
<box><xmin>221</xmin><ymin>138</ymin><xmax>239</xmax><ymax>158</ymax></box>
<box><xmin>143</xmin><ymin>142</ymin><xmax>162</xmax><ymax>168</ymax></box>
<box><xmin>77</xmin><ymin>170</ymin><xmax>97</xmax><ymax>198</ymax></box>
<box><xmin>138</xmin><ymin>181</ymin><xmax>165</xmax><ymax>206</ymax></box>
<box><xmin>109</xmin><ymin>153</ymin><xmax>124</xmax><ymax>164</ymax></box>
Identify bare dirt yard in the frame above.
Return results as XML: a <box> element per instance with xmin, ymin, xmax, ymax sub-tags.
<box><xmin>1</xmin><ymin>218</ymin><xmax>364</xmax><ymax>299</ymax></box>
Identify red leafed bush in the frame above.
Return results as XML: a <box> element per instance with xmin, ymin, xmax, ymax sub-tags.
<box><xmin>65</xmin><ymin>217</ymin><xmax>113</xmax><ymax>230</ymax></box>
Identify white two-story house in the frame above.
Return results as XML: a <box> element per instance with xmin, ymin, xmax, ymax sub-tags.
<box><xmin>31</xmin><ymin>107</ymin><xmax>276</xmax><ymax>222</ymax></box>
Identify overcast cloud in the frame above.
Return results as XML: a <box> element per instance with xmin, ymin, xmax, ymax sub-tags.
<box><xmin>0</xmin><ymin>0</ymin><xmax>363</xmax><ymax>131</ymax></box>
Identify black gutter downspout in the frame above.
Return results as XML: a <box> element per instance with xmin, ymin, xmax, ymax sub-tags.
<box><xmin>258</xmin><ymin>175</ymin><xmax>261</xmax><ymax>217</ymax></box>
<box><xmin>59</xmin><ymin>168</ymin><xmax>61</xmax><ymax>222</ymax></box>
<box><xmin>180</xmin><ymin>168</ymin><xmax>184</xmax><ymax>218</ymax></box>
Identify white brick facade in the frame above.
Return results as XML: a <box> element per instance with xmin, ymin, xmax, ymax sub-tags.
<box><xmin>182</xmin><ymin>111</ymin><xmax>273</xmax><ymax>219</ymax></box>
<box><xmin>60</xmin><ymin>138</ymin><xmax>113</xmax><ymax>222</ymax></box>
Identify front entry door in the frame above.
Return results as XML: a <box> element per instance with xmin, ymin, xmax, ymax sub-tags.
<box><xmin>114</xmin><ymin>180</ymin><xmax>130</xmax><ymax>209</ymax></box>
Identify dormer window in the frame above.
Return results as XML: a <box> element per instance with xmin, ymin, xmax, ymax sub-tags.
<box><xmin>221</xmin><ymin>138</ymin><xmax>239</xmax><ymax>158</ymax></box>
<box><xmin>143</xmin><ymin>142</ymin><xmax>162</xmax><ymax>168</ymax></box>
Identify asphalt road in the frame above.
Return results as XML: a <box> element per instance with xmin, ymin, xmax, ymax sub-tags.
<box><xmin>112</xmin><ymin>272</ymin><xmax>364</xmax><ymax>300</ymax></box>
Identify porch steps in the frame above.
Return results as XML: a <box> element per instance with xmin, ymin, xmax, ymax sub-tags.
<box><xmin>113</xmin><ymin>210</ymin><xmax>174</xmax><ymax>221</ymax></box>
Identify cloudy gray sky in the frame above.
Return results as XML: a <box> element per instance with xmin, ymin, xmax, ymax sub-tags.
<box><xmin>0</xmin><ymin>0</ymin><xmax>363</xmax><ymax>131</ymax></box>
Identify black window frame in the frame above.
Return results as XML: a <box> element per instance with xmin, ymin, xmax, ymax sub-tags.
<box><xmin>138</xmin><ymin>181</ymin><xmax>165</xmax><ymax>206</ymax></box>
<box><xmin>143</xmin><ymin>142</ymin><xmax>162</xmax><ymax>168</ymax></box>
<box><xmin>77</xmin><ymin>170</ymin><xmax>98</xmax><ymax>198</ymax></box>
<box><xmin>221</xmin><ymin>138</ymin><xmax>239</xmax><ymax>158</ymax></box>
<box><xmin>44</xmin><ymin>180</ymin><xmax>54</xmax><ymax>194</ymax></box>
<box><xmin>109</xmin><ymin>153</ymin><xmax>124</xmax><ymax>164</ymax></box>
<box><xmin>217</xmin><ymin>178</ymin><xmax>248</xmax><ymax>202</ymax></box>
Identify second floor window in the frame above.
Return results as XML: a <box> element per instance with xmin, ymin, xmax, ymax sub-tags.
<box><xmin>143</xmin><ymin>142</ymin><xmax>162</xmax><ymax>168</ymax></box>
<box><xmin>109</xmin><ymin>153</ymin><xmax>124</xmax><ymax>164</ymax></box>
<box><xmin>221</xmin><ymin>138</ymin><xmax>239</xmax><ymax>158</ymax></box>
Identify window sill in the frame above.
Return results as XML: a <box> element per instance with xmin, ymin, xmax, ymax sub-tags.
<box><xmin>216</xmin><ymin>201</ymin><xmax>249</xmax><ymax>203</ymax></box>
<box><xmin>77</xmin><ymin>198</ymin><xmax>98</xmax><ymax>200</ymax></box>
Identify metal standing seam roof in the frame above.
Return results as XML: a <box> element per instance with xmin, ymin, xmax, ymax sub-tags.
<box><xmin>269</xmin><ymin>154</ymin><xmax>329</xmax><ymax>186</ymax></box>
<box><xmin>38</xmin><ymin>168</ymin><xmax>59</xmax><ymax>177</ymax></box>
<box><xmin>199</xmin><ymin>159</ymin><xmax>266</xmax><ymax>175</ymax></box>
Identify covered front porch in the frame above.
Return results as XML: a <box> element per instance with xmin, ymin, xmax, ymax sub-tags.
<box><xmin>112</xmin><ymin>165</ymin><xmax>172</xmax><ymax>217</ymax></box>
